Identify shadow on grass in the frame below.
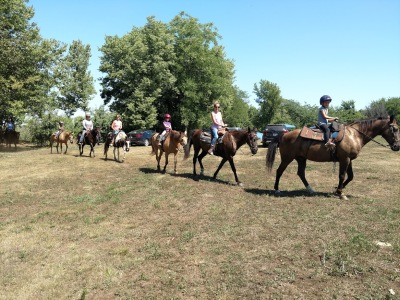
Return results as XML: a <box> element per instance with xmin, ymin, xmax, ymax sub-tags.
<box><xmin>244</xmin><ymin>188</ymin><xmax>337</xmax><ymax>198</ymax></box>
<box><xmin>0</xmin><ymin>144</ymin><xmax>42</xmax><ymax>153</ymax></box>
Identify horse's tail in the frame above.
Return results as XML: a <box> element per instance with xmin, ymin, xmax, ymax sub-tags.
<box><xmin>151</xmin><ymin>133</ymin><xmax>158</xmax><ymax>155</ymax></box>
<box><xmin>183</xmin><ymin>130</ymin><xmax>193</xmax><ymax>160</ymax></box>
<box><xmin>266</xmin><ymin>138</ymin><xmax>279</xmax><ymax>173</ymax></box>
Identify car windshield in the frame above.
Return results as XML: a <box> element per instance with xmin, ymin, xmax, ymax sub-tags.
<box><xmin>266</xmin><ymin>125</ymin><xmax>286</xmax><ymax>131</ymax></box>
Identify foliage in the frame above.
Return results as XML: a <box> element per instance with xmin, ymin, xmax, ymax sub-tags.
<box><xmin>334</xmin><ymin>100</ymin><xmax>366</xmax><ymax>123</ymax></box>
<box><xmin>364</xmin><ymin>97</ymin><xmax>400</xmax><ymax>121</ymax></box>
<box><xmin>99</xmin><ymin>12</ymin><xmax>235</xmax><ymax>131</ymax></box>
<box><xmin>54</xmin><ymin>40</ymin><xmax>96</xmax><ymax>116</ymax></box>
<box><xmin>22</xmin><ymin>112</ymin><xmax>76</xmax><ymax>146</ymax></box>
<box><xmin>0</xmin><ymin>0</ymin><xmax>95</xmax><ymax>122</ymax></box>
<box><xmin>253</xmin><ymin>80</ymin><xmax>282</xmax><ymax>129</ymax></box>
<box><xmin>223</xmin><ymin>86</ymin><xmax>253</xmax><ymax>129</ymax></box>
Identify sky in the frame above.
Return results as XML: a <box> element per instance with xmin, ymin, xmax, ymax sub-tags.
<box><xmin>29</xmin><ymin>0</ymin><xmax>400</xmax><ymax>112</ymax></box>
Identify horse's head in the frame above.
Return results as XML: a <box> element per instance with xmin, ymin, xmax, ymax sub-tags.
<box><xmin>179</xmin><ymin>131</ymin><xmax>188</xmax><ymax>147</ymax></box>
<box><xmin>68</xmin><ymin>132</ymin><xmax>74</xmax><ymax>144</ymax></box>
<box><xmin>384</xmin><ymin>115</ymin><xmax>400</xmax><ymax>151</ymax></box>
<box><xmin>246</xmin><ymin>127</ymin><xmax>259</xmax><ymax>155</ymax></box>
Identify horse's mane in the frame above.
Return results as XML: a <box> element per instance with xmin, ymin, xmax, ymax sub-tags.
<box><xmin>347</xmin><ymin>117</ymin><xmax>387</xmax><ymax>132</ymax></box>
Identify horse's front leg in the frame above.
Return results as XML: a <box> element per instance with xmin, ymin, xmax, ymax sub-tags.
<box><xmin>213</xmin><ymin>157</ymin><xmax>228</xmax><ymax>180</ymax></box>
<box><xmin>342</xmin><ymin>161</ymin><xmax>353</xmax><ymax>189</ymax></box>
<box><xmin>162</xmin><ymin>153</ymin><xmax>169</xmax><ymax>174</ymax></box>
<box><xmin>64</xmin><ymin>143</ymin><xmax>68</xmax><ymax>154</ymax></box>
<box><xmin>56</xmin><ymin>143</ymin><xmax>60</xmax><ymax>154</ymax></box>
<box><xmin>336</xmin><ymin>158</ymin><xmax>350</xmax><ymax>200</ymax></box>
<box><xmin>173</xmin><ymin>152</ymin><xmax>178</xmax><ymax>174</ymax></box>
<box><xmin>157</xmin><ymin>151</ymin><xmax>163</xmax><ymax>171</ymax></box>
<box><xmin>91</xmin><ymin>144</ymin><xmax>95</xmax><ymax>157</ymax></box>
<box><xmin>227</xmin><ymin>158</ymin><xmax>242</xmax><ymax>186</ymax></box>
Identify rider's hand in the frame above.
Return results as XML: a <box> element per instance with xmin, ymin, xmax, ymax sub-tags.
<box><xmin>334</xmin><ymin>118</ymin><xmax>339</xmax><ymax>121</ymax></box>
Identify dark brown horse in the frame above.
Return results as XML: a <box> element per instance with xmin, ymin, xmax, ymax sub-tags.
<box><xmin>267</xmin><ymin>116</ymin><xmax>400</xmax><ymax>199</ymax></box>
<box><xmin>3</xmin><ymin>130</ymin><xmax>19</xmax><ymax>149</ymax></box>
<box><xmin>184</xmin><ymin>128</ymin><xmax>259</xmax><ymax>185</ymax></box>
<box><xmin>50</xmin><ymin>131</ymin><xmax>74</xmax><ymax>154</ymax></box>
<box><xmin>151</xmin><ymin>130</ymin><xmax>187</xmax><ymax>174</ymax></box>
<box><xmin>77</xmin><ymin>128</ymin><xmax>101</xmax><ymax>157</ymax></box>
<box><xmin>104</xmin><ymin>131</ymin><xmax>130</xmax><ymax>162</ymax></box>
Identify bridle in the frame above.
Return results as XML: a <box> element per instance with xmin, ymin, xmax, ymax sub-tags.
<box><xmin>348</xmin><ymin>122</ymin><xmax>399</xmax><ymax>149</ymax></box>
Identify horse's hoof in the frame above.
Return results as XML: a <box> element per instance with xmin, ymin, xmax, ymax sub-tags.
<box><xmin>340</xmin><ymin>194</ymin><xmax>348</xmax><ymax>200</ymax></box>
<box><xmin>237</xmin><ymin>182</ymin><xmax>243</xmax><ymax>187</ymax></box>
<box><xmin>274</xmin><ymin>190</ymin><xmax>281</xmax><ymax>196</ymax></box>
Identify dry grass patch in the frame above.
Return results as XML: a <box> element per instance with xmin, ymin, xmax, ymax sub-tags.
<box><xmin>0</xmin><ymin>141</ymin><xmax>399</xmax><ymax>299</ymax></box>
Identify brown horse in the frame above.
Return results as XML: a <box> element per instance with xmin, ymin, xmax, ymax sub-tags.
<box><xmin>104</xmin><ymin>131</ymin><xmax>130</xmax><ymax>162</ymax></box>
<box><xmin>151</xmin><ymin>130</ymin><xmax>187</xmax><ymax>174</ymax></box>
<box><xmin>50</xmin><ymin>131</ymin><xmax>74</xmax><ymax>154</ymax></box>
<box><xmin>267</xmin><ymin>116</ymin><xmax>400</xmax><ymax>199</ymax></box>
<box><xmin>77</xmin><ymin>128</ymin><xmax>101</xmax><ymax>157</ymax></box>
<box><xmin>3</xmin><ymin>130</ymin><xmax>19</xmax><ymax>149</ymax></box>
<box><xmin>184</xmin><ymin>128</ymin><xmax>259</xmax><ymax>185</ymax></box>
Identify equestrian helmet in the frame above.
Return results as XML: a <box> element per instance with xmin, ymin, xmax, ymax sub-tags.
<box><xmin>85</xmin><ymin>112</ymin><xmax>91</xmax><ymax>117</ymax></box>
<box><xmin>164</xmin><ymin>113</ymin><xmax>171</xmax><ymax>119</ymax></box>
<box><xmin>320</xmin><ymin>95</ymin><xmax>332</xmax><ymax>105</ymax></box>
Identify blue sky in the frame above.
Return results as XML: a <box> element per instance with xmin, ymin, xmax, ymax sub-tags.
<box><xmin>29</xmin><ymin>0</ymin><xmax>400</xmax><ymax>111</ymax></box>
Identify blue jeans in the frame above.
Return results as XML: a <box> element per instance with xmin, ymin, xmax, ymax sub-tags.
<box><xmin>211</xmin><ymin>127</ymin><xmax>218</xmax><ymax>146</ymax></box>
<box><xmin>79</xmin><ymin>130</ymin><xmax>86</xmax><ymax>143</ymax></box>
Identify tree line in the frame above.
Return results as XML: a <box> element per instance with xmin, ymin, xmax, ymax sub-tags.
<box><xmin>1</xmin><ymin>0</ymin><xmax>399</xmax><ymax>145</ymax></box>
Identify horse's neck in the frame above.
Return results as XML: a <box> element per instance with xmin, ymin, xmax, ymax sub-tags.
<box><xmin>351</xmin><ymin>119</ymin><xmax>384</xmax><ymax>143</ymax></box>
<box><xmin>231</xmin><ymin>131</ymin><xmax>247</xmax><ymax>148</ymax></box>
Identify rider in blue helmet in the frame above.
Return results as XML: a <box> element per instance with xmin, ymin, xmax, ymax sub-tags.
<box><xmin>318</xmin><ymin>95</ymin><xmax>339</xmax><ymax>149</ymax></box>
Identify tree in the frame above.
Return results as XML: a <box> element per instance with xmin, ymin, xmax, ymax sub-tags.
<box><xmin>99</xmin><ymin>12</ymin><xmax>235</xmax><ymax>131</ymax></box>
<box><xmin>100</xmin><ymin>17</ymin><xmax>176</xmax><ymax>130</ymax></box>
<box><xmin>169</xmin><ymin>12</ymin><xmax>235</xmax><ymax>130</ymax></box>
<box><xmin>253</xmin><ymin>80</ymin><xmax>282</xmax><ymax>129</ymax></box>
<box><xmin>0</xmin><ymin>0</ymin><xmax>95</xmax><ymax>122</ymax></box>
<box><xmin>335</xmin><ymin>100</ymin><xmax>365</xmax><ymax>123</ymax></box>
<box><xmin>223</xmin><ymin>86</ymin><xmax>253</xmax><ymax>128</ymax></box>
<box><xmin>54</xmin><ymin>40</ymin><xmax>95</xmax><ymax>116</ymax></box>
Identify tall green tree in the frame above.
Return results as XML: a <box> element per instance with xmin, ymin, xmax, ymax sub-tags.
<box><xmin>0</xmin><ymin>0</ymin><xmax>95</xmax><ymax>122</ymax></box>
<box><xmin>54</xmin><ymin>40</ymin><xmax>95</xmax><ymax>116</ymax></box>
<box><xmin>99</xmin><ymin>12</ymin><xmax>235</xmax><ymax>131</ymax></box>
<box><xmin>253</xmin><ymin>80</ymin><xmax>282</xmax><ymax>129</ymax></box>
<box><xmin>169</xmin><ymin>12</ymin><xmax>235</xmax><ymax>129</ymax></box>
<box><xmin>100</xmin><ymin>17</ymin><xmax>176</xmax><ymax>129</ymax></box>
<box><xmin>223</xmin><ymin>86</ymin><xmax>252</xmax><ymax>128</ymax></box>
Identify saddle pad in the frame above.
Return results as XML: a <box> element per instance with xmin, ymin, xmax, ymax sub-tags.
<box><xmin>200</xmin><ymin>132</ymin><xmax>211</xmax><ymax>143</ymax></box>
<box><xmin>200</xmin><ymin>132</ymin><xmax>223</xmax><ymax>144</ymax></box>
<box><xmin>299</xmin><ymin>126</ymin><xmax>324</xmax><ymax>141</ymax></box>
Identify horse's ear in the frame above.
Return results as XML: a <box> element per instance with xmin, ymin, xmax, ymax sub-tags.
<box><xmin>389</xmin><ymin>115</ymin><xmax>395</xmax><ymax>124</ymax></box>
<box><xmin>248</xmin><ymin>127</ymin><xmax>251</xmax><ymax>132</ymax></box>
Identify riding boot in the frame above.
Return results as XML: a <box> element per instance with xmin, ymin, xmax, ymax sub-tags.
<box><xmin>208</xmin><ymin>144</ymin><xmax>215</xmax><ymax>155</ymax></box>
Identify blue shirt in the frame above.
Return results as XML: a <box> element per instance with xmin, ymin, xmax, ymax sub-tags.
<box><xmin>318</xmin><ymin>106</ymin><xmax>329</xmax><ymax>125</ymax></box>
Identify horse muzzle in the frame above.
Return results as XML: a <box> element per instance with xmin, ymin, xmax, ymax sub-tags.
<box><xmin>390</xmin><ymin>143</ymin><xmax>400</xmax><ymax>151</ymax></box>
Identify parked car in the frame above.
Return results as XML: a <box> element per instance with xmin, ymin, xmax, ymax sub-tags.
<box><xmin>226</xmin><ymin>127</ymin><xmax>241</xmax><ymax>132</ymax></box>
<box><xmin>127</xmin><ymin>129</ymin><xmax>154</xmax><ymax>146</ymax></box>
<box><xmin>262</xmin><ymin>124</ymin><xmax>295</xmax><ymax>147</ymax></box>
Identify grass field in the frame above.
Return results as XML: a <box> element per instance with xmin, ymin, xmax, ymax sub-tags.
<box><xmin>0</xmin><ymin>140</ymin><xmax>399</xmax><ymax>299</ymax></box>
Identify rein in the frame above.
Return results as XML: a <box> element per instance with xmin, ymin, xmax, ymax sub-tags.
<box><xmin>348</xmin><ymin>125</ymin><xmax>390</xmax><ymax>149</ymax></box>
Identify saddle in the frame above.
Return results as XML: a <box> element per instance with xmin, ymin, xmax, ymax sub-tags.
<box><xmin>200</xmin><ymin>131</ymin><xmax>226</xmax><ymax>144</ymax></box>
<box><xmin>299</xmin><ymin>122</ymin><xmax>345</xmax><ymax>144</ymax></box>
